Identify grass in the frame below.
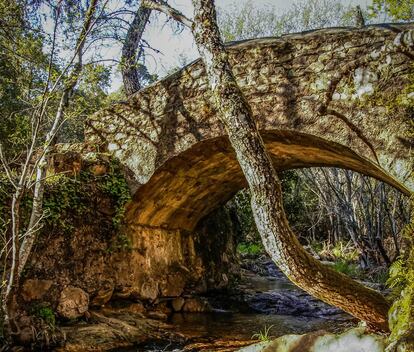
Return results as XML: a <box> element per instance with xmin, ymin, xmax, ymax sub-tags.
<box><xmin>252</xmin><ymin>325</ymin><xmax>274</xmax><ymax>342</ymax></box>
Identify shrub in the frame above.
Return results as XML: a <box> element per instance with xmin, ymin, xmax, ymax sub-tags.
<box><xmin>332</xmin><ymin>259</ymin><xmax>360</xmax><ymax>278</ymax></box>
<box><xmin>34</xmin><ymin>306</ymin><xmax>55</xmax><ymax>328</ymax></box>
<box><xmin>237</xmin><ymin>242</ymin><xmax>263</xmax><ymax>256</ymax></box>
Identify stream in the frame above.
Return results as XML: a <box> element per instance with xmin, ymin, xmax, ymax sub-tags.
<box><xmin>115</xmin><ymin>258</ymin><xmax>355</xmax><ymax>352</ymax></box>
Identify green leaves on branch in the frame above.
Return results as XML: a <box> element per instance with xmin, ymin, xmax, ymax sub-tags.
<box><xmin>370</xmin><ymin>0</ymin><xmax>414</xmax><ymax>21</ymax></box>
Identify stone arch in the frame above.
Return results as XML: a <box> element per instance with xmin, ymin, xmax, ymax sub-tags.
<box><xmin>125</xmin><ymin>130</ymin><xmax>410</xmax><ymax>232</ymax></box>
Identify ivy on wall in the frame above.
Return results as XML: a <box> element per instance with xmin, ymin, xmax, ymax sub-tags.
<box><xmin>0</xmin><ymin>154</ymin><xmax>132</xmax><ymax>254</ymax></box>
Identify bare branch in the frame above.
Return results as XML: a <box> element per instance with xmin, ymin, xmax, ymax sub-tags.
<box><xmin>142</xmin><ymin>0</ymin><xmax>193</xmax><ymax>28</ymax></box>
<box><xmin>0</xmin><ymin>144</ymin><xmax>17</xmax><ymax>189</ymax></box>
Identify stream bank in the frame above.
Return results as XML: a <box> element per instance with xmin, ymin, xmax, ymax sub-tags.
<box><xmin>57</xmin><ymin>256</ymin><xmax>357</xmax><ymax>352</ymax></box>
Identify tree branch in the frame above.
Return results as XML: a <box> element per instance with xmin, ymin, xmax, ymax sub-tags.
<box><xmin>142</xmin><ymin>0</ymin><xmax>193</xmax><ymax>28</ymax></box>
<box><xmin>0</xmin><ymin>144</ymin><xmax>17</xmax><ymax>189</ymax></box>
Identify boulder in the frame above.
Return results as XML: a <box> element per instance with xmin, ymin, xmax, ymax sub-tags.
<box><xmin>21</xmin><ymin>279</ymin><xmax>53</xmax><ymax>301</ymax></box>
<box><xmin>114</xmin><ymin>282</ymin><xmax>158</xmax><ymax>302</ymax></box>
<box><xmin>171</xmin><ymin>297</ymin><xmax>185</xmax><ymax>312</ymax></box>
<box><xmin>160</xmin><ymin>273</ymin><xmax>185</xmax><ymax>297</ymax></box>
<box><xmin>91</xmin><ymin>281</ymin><xmax>114</xmax><ymax>307</ymax></box>
<box><xmin>129</xmin><ymin>303</ymin><xmax>145</xmax><ymax>314</ymax></box>
<box><xmin>57</xmin><ymin>286</ymin><xmax>89</xmax><ymax>319</ymax></box>
<box><xmin>154</xmin><ymin>301</ymin><xmax>172</xmax><ymax>315</ymax></box>
<box><xmin>140</xmin><ymin>280</ymin><xmax>159</xmax><ymax>301</ymax></box>
<box><xmin>182</xmin><ymin>298</ymin><xmax>211</xmax><ymax>313</ymax></box>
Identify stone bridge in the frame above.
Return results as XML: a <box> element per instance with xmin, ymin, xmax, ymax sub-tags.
<box><xmin>23</xmin><ymin>24</ymin><xmax>414</xmax><ymax>311</ymax></box>
<box><xmin>87</xmin><ymin>24</ymin><xmax>413</xmax><ymax>234</ymax></box>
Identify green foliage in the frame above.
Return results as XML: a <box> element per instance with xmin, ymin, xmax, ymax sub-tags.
<box><xmin>387</xmin><ymin>196</ymin><xmax>414</xmax><ymax>350</ymax></box>
<box><xmin>280</xmin><ymin>170</ymin><xmax>318</xmax><ymax>237</ymax></box>
<box><xmin>387</xmin><ymin>253</ymin><xmax>414</xmax><ymax>348</ymax></box>
<box><xmin>43</xmin><ymin>158</ymin><xmax>131</xmax><ymax>233</ymax></box>
<box><xmin>118</xmin><ymin>59</ymin><xmax>158</xmax><ymax>87</ymax></box>
<box><xmin>237</xmin><ymin>242</ymin><xmax>263</xmax><ymax>256</ymax></box>
<box><xmin>252</xmin><ymin>325</ymin><xmax>274</xmax><ymax>342</ymax></box>
<box><xmin>0</xmin><ymin>0</ymin><xmax>48</xmax><ymax>158</ymax></box>
<box><xmin>0</xmin><ymin>175</ymin><xmax>13</xmax><ymax>229</ymax></box>
<box><xmin>388</xmin><ymin>259</ymin><xmax>407</xmax><ymax>290</ymax></box>
<box><xmin>332</xmin><ymin>259</ymin><xmax>361</xmax><ymax>278</ymax></box>
<box><xmin>99</xmin><ymin>159</ymin><xmax>131</xmax><ymax>229</ymax></box>
<box><xmin>330</xmin><ymin>242</ymin><xmax>360</xmax><ymax>262</ymax></box>
<box><xmin>370</xmin><ymin>0</ymin><xmax>414</xmax><ymax>21</ymax></box>
<box><xmin>232</xmin><ymin>171</ymin><xmax>317</xmax><ymax>246</ymax></box>
<box><xmin>0</xmin><ymin>174</ymin><xmax>33</xmax><ymax>238</ymax></box>
<box><xmin>367</xmin><ymin>267</ymin><xmax>389</xmax><ymax>285</ymax></box>
<box><xmin>384</xmin><ymin>36</ymin><xmax>414</xmax><ymax>348</ymax></box>
<box><xmin>33</xmin><ymin>306</ymin><xmax>56</xmax><ymax>328</ymax></box>
<box><xmin>0</xmin><ymin>0</ymin><xmax>118</xmax><ymax>154</ymax></box>
<box><xmin>233</xmin><ymin>189</ymin><xmax>259</xmax><ymax>243</ymax></box>
<box><xmin>0</xmin><ymin>156</ymin><xmax>131</xmax><ymax>240</ymax></box>
<box><xmin>43</xmin><ymin>174</ymin><xmax>86</xmax><ymax>234</ymax></box>
<box><xmin>59</xmin><ymin>64</ymin><xmax>112</xmax><ymax>143</ymax></box>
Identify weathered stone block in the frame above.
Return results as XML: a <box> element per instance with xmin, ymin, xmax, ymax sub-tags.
<box><xmin>57</xmin><ymin>286</ymin><xmax>89</xmax><ymax>319</ymax></box>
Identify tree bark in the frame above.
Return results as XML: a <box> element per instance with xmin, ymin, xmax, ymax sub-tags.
<box><xmin>189</xmin><ymin>0</ymin><xmax>390</xmax><ymax>331</ymax></box>
<box><xmin>121</xmin><ymin>4</ymin><xmax>151</xmax><ymax>96</ymax></box>
<box><xmin>2</xmin><ymin>188</ymin><xmax>23</xmax><ymax>340</ymax></box>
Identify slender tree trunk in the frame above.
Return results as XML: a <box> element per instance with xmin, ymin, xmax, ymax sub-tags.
<box><xmin>121</xmin><ymin>5</ymin><xmax>151</xmax><ymax>96</ymax></box>
<box><xmin>2</xmin><ymin>189</ymin><xmax>23</xmax><ymax>340</ymax></box>
<box><xmin>18</xmin><ymin>90</ymin><xmax>69</xmax><ymax>274</ymax></box>
<box><xmin>189</xmin><ymin>0</ymin><xmax>390</xmax><ymax>331</ymax></box>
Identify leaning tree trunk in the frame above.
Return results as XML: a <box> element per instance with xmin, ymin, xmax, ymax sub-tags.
<box><xmin>121</xmin><ymin>4</ymin><xmax>151</xmax><ymax>96</ymax></box>
<box><xmin>190</xmin><ymin>0</ymin><xmax>390</xmax><ymax>331</ymax></box>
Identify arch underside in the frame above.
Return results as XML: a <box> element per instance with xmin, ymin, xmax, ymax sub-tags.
<box><xmin>126</xmin><ymin>130</ymin><xmax>409</xmax><ymax>232</ymax></box>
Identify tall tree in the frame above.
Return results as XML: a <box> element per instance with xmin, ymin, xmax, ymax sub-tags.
<box><xmin>143</xmin><ymin>0</ymin><xmax>390</xmax><ymax>331</ymax></box>
<box><xmin>121</xmin><ymin>3</ymin><xmax>151</xmax><ymax>95</ymax></box>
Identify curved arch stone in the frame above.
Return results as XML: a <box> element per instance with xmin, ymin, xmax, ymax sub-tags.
<box><xmin>125</xmin><ymin>131</ymin><xmax>408</xmax><ymax>231</ymax></box>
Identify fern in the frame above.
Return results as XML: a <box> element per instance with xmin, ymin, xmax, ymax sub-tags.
<box><xmin>387</xmin><ymin>259</ymin><xmax>406</xmax><ymax>289</ymax></box>
<box><xmin>387</xmin><ymin>195</ymin><xmax>414</xmax><ymax>350</ymax></box>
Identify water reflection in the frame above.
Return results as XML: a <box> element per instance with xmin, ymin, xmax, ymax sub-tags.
<box><xmin>168</xmin><ymin>311</ymin><xmax>346</xmax><ymax>339</ymax></box>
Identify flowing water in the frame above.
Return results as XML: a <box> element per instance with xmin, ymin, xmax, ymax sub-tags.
<box><xmin>115</xmin><ymin>264</ymin><xmax>354</xmax><ymax>352</ymax></box>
